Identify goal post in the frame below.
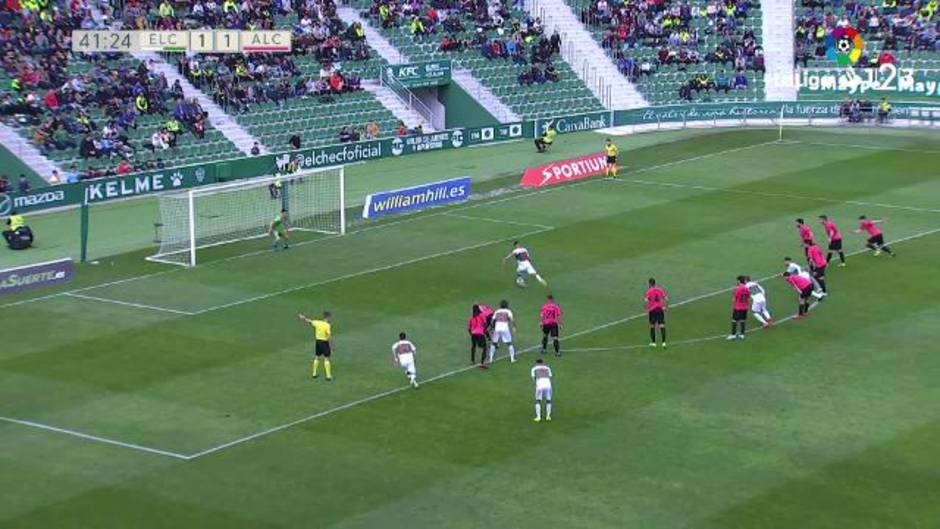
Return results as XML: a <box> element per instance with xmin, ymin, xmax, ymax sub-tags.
<box><xmin>148</xmin><ymin>166</ymin><xmax>345</xmax><ymax>267</ymax></box>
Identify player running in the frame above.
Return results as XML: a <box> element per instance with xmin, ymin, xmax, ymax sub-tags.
<box><xmin>819</xmin><ymin>215</ymin><xmax>846</xmax><ymax>266</ymax></box>
<box><xmin>783</xmin><ymin>271</ymin><xmax>815</xmax><ymax>318</ymax></box>
<box><xmin>468</xmin><ymin>305</ymin><xmax>488</xmax><ymax>366</ymax></box>
<box><xmin>531</xmin><ymin>358</ymin><xmax>553</xmax><ymax>422</ymax></box>
<box><xmin>645</xmin><ymin>278</ymin><xmax>668</xmax><ymax>348</ymax></box>
<box><xmin>604</xmin><ymin>138</ymin><xmax>619</xmax><ymax>177</ymax></box>
<box><xmin>503</xmin><ymin>241</ymin><xmax>548</xmax><ymax>287</ymax></box>
<box><xmin>392</xmin><ymin>332</ymin><xmax>419</xmax><ymax>389</ymax></box>
<box><xmin>855</xmin><ymin>216</ymin><xmax>895</xmax><ymax>256</ymax></box>
<box><xmin>269</xmin><ymin>209</ymin><xmax>290</xmax><ymax>251</ymax></box>
<box><xmin>489</xmin><ymin>300</ymin><xmax>517</xmax><ymax>363</ymax></box>
<box><xmin>806</xmin><ymin>242</ymin><xmax>829</xmax><ymax>294</ymax></box>
<box><xmin>784</xmin><ymin>257</ymin><xmax>825</xmax><ymax>300</ymax></box>
<box><xmin>298</xmin><ymin>311</ymin><xmax>334</xmax><ymax>381</ymax></box>
<box><xmin>539</xmin><ymin>295</ymin><xmax>563</xmax><ymax>357</ymax></box>
<box><xmin>728</xmin><ymin>275</ymin><xmax>750</xmax><ymax>340</ymax></box>
<box><xmin>796</xmin><ymin>218</ymin><xmax>814</xmax><ymax>255</ymax></box>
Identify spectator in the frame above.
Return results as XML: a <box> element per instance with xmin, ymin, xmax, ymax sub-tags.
<box><xmin>116</xmin><ymin>159</ymin><xmax>133</xmax><ymax>175</ymax></box>
<box><xmin>397</xmin><ymin>121</ymin><xmax>408</xmax><ymax>136</ymax></box>
<box><xmin>50</xmin><ymin>170</ymin><xmax>61</xmax><ymax>184</ymax></box>
<box><xmin>365</xmin><ymin>122</ymin><xmax>379</xmax><ymax>139</ymax></box>
<box><xmin>65</xmin><ymin>165</ymin><xmax>81</xmax><ymax>184</ymax></box>
<box><xmin>0</xmin><ymin>176</ymin><xmax>9</xmax><ymax>193</ymax></box>
<box><xmin>18</xmin><ymin>174</ymin><xmax>31</xmax><ymax>194</ymax></box>
<box><xmin>733</xmin><ymin>70</ymin><xmax>748</xmax><ymax>89</ymax></box>
<box><xmin>339</xmin><ymin>126</ymin><xmax>353</xmax><ymax>143</ymax></box>
<box><xmin>150</xmin><ymin>130</ymin><xmax>170</xmax><ymax>151</ymax></box>
<box><xmin>288</xmin><ymin>134</ymin><xmax>301</xmax><ymax>150</ymax></box>
<box><xmin>250</xmin><ymin>142</ymin><xmax>261</xmax><ymax>156</ymax></box>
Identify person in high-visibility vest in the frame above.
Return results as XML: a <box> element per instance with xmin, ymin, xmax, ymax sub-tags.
<box><xmin>534</xmin><ymin>125</ymin><xmax>557</xmax><ymax>153</ymax></box>
<box><xmin>878</xmin><ymin>98</ymin><xmax>892</xmax><ymax>123</ymax></box>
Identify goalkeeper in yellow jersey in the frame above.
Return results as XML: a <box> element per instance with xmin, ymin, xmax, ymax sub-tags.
<box><xmin>298</xmin><ymin>311</ymin><xmax>334</xmax><ymax>382</ymax></box>
<box><xmin>268</xmin><ymin>209</ymin><xmax>290</xmax><ymax>251</ymax></box>
<box><xmin>604</xmin><ymin>138</ymin><xmax>620</xmax><ymax>177</ymax></box>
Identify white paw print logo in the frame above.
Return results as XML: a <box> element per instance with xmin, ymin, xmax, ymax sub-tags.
<box><xmin>170</xmin><ymin>172</ymin><xmax>184</xmax><ymax>187</ymax></box>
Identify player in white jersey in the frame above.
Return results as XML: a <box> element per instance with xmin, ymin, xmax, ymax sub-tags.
<box><xmin>784</xmin><ymin>257</ymin><xmax>825</xmax><ymax>299</ymax></box>
<box><xmin>392</xmin><ymin>332</ymin><xmax>418</xmax><ymax>388</ymax></box>
<box><xmin>531</xmin><ymin>358</ymin><xmax>553</xmax><ymax>422</ymax></box>
<box><xmin>744</xmin><ymin>276</ymin><xmax>773</xmax><ymax>327</ymax></box>
<box><xmin>502</xmin><ymin>241</ymin><xmax>547</xmax><ymax>287</ymax></box>
<box><xmin>489</xmin><ymin>299</ymin><xmax>518</xmax><ymax>363</ymax></box>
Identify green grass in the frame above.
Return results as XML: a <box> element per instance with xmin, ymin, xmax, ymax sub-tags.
<box><xmin>2</xmin><ymin>126</ymin><xmax>940</xmax><ymax>528</ymax></box>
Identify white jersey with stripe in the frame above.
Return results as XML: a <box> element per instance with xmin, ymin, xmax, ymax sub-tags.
<box><xmin>492</xmin><ymin>308</ymin><xmax>513</xmax><ymax>331</ymax></box>
<box><xmin>531</xmin><ymin>364</ymin><xmax>552</xmax><ymax>389</ymax></box>
<box><xmin>392</xmin><ymin>340</ymin><xmax>416</xmax><ymax>356</ymax></box>
<box><xmin>512</xmin><ymin>247</ymin><xmax>531</xmax><ymax>263</ymax></box>
<box><xmin>745</xmin><ymin>281</ymin><xmax>766</xmax><ymax>302</ymax></box>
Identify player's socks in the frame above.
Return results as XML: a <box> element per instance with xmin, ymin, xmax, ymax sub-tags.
<box><xmin>882</xmin><ymin>245</ymin><xmax>894</xmax><ymax>255</ymax></box>
<box><xmin>534</xmin><ymin>403</ymin><xmax>541</xmax><ymax>421</ymax></box>
<box><xmin>312</xmin><ymin>358</ymin><xmax>319</xmax><ymax>378</ymax></box>
<box><xmin>488</xmin><ymin>344</ymin><xmax>495</xmax><ymax>363</ymax></box>
<box><xmin>660</xmin><ymin>328</ymin><xmax>666</xmax><ymax>343</ymax></box>
<box><xmin>553</xmin><ymin>339</ymin><xmax>560</xmax><ymax>356</ymax></box>
<box><xmin>753</xmin><ymin>313</ymin><xmax>767</xmax><ymax>326</ymax></box>
<box><xmin>541</xmin><ymin>336</ymin><xmax>548</xmax><ymax>354</ymax></box>
<box><xmin>739</xmin><ymin>321</ymin><xmax>746</xmax><ymax>338</ymax></box>
<box><xmin>818</xmin><ymin>278</ymin><xmax>827</xmax><ymax>293</ymax></box>
<box><xmin>324</xmin><ymin>360</ymin><xmax>332</xmax><ymax>380</ymax></box>
<box><xmin>508</xmin><ymin>345</ymin><xmax>516</xmax><ymax>363</ymax></box>
<box><xmin>650</xmin><ymin>327</ymin><xmax>656</xmax><ymax>343</ymax></box>
<box><xmin>535</xmin><ymin>275</ymin><xmax>547</xmax><ymax>286</ymax></box>
<box><xmin>546</xmin><ymin>402</ymin><xmax>552</xmax><ymax>420</ymax></box>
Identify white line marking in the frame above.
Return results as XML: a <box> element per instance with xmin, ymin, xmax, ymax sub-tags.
<box><xmin>0</xmin><ymin>415</ymin><xmax>191</xmax><ymax>460</ymax></box>
<box><xmin>443</xmin><ymin>212</ymin><xmax>555</xmax><ymax>230</ymax></box>
<box><xmin>781</xmin><ymin>139</ymin><xmax>940</xmax><ymax>155</ymax></box>
<box><xmin>610</xmin><ymin>178</ymin><xmax>940</xmax><ymax>215</ymax></box>
<box><xmin>64</xmin><ymin>292</ymin><xmax>195</xmax><ymax>315</ymax></box>
<box><xmin>0</xmin><ymin>140</ymin><xmax>774</xmax><ymax>312</ymax></box>
<box><xmin>184</xmin><ymin>225</ymin><xmax>940</xmax><ymax>459</ymax></box>
<box><xmin>189</xmin><ymin>227</ymin><xmax>553</xmax><ymax>315</ymax></box>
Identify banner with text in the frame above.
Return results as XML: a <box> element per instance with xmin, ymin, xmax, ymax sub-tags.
<box><xmin>520</xmin><ymin>152</ymin><xmax>608</xmax><ymax>188</ymax></box>
<box><xmin>362</xmin><ymin>176</ymin><xmax>471</xmax><ymax>219</ymax></box>
<box><xmin>386</xmin><ymin>61</ymin><xmax>452</xmax><ymax>88</ymax></box>
<box><xmin>0</xmin><ymin>258</ymin><xmax>74</xmax><ymax>296</ymax></box>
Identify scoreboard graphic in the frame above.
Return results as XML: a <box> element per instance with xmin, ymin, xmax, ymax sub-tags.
<box><xmin>71</xmin><ymin>30</ymin><xmax>292</xmax><ymax>54</ymax></box>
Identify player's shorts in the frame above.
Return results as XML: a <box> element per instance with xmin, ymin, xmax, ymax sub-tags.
<box><xmin>314</xmin><ymin>340</ymin><xmax>331</xmax><ymax>357</ymax></box>
<box><xmin>648</xmin><ymin>309</ymin><xmax>665</xmax><ymax>325</ymax></box>
<box><xmin>516</xmin><ymin>261</ymin><xmax>537</xmax><ymax>275</ymax></box>
<box><xmin>470</xmin><ymin>333</ymin><xmax>486</xmax><ymax>348</ymax></box>
<box><xmin>802</xmin><ymin>238</ymin><xmax>814</xmax><ymax>247</ymax></box>
<box><xmin>492</xmin><ymin>328</ymin><xmax>513</xmax><ymax>344</ymax></box>
<box><xmin>273</xmin><ymin>229</ymin><xmax>286</xmax><ymax>240</ymax></box>
<box><xmin>606</xmin><ymin>155</ymin><xmax>617</xmax><ymax>165</ymax></box>
<box><xmin>541</xmin><ymin>323</ymin><xmax>559</xmax><ymax>337</ymax></box>
<box><xmin>397</xmin><ymin>353</ymin><xmax>416</xmax><ymax>375</ymax></box>
<box><xmin>799</xmin><ymin>286</ymin><xmax>814</xmax><ymax>299</ymax></box>
<box><xmin>750</xmin><ymin>298</ymin><xmax>767</xmax><ymax>314</ymax></box>
<box><xmin>812</xmin><ymin>265</ymin><xmax>827</xmax><ymax>278</ymax></box>
<box><xmin>828</xmin><ymin>238</ymin><xmax>842</xmax><ymax>251</ymax></box>
<box><xmin>868</xmin><ymin>234</ymin><xmax>885</xmax><ymax>246</ymax></box>
<box><xmin>535</xmin><ymin>385</ymin><xmax>553</xmax><ymax>401</ymax></box>
<box><xmin>732</xmin><ymin>309</ymin><xmax>747</xmax><ymax>321</ymax></box>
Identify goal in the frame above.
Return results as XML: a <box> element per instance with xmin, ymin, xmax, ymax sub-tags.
<box><xmin>148</xmin><ymin>166</ymin><xmax>345</xmax><ymax>267</ymax></box>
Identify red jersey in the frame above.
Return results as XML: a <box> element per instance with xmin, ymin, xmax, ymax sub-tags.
<box><xmin>478</xmin><ymin>304</ymin><xmax>494</xmax><ymax>319</ymax></box>
<box><xmin>787</xmin><ymin>274</ymin><xmax>812</xmax><ymax>291</ymax></box>
<box><xmin>798</xmin><ymin>224</ymin><xmax>814</xmax><ymax>242</ymax></box>
<box><xmin>468</xmin><ymin>314</ymin><xmax>487</xmax><ymax>335</ymax></box>
<box><xmin>645</xmin><ymin>286</ymin><xmax>667</xmax><ymax>312</ymax></box>
<box><xmin>860</xmin><ymin>219</ymin><xmax>881</xmax><ymax>236</ymax></box>
<box><xmin>540</xmin><ymin>302</ymin><xmax>562</xmax><ymax>325</ymax></box>
<box><xmin>807</xmin><ymin>245</ymin><xmax>827</xmax><ymax>268</ymax></box>
<box><xmin>732</xmin><ymin>285</ymin><xmax>751</xmax><ymax>310</ymax></box>
<box><xmin>822</xmin><ymin>220</ymin><xmax>841</xmax><ymax>241</ymax></box>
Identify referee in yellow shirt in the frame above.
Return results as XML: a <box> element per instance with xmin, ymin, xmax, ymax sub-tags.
<box><xmin>298</xmin><ymin>311</ymin><xmax>334</xmax><ymax>381</ymax></box>
<box><xmin>604</xmin><ymin>139</ymin><xmax>620</xmax><ymax>177</ymax></box>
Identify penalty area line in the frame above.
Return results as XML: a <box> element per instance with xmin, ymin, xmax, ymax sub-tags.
<box><xmin>64</xmin><ymin>292</ymin><xmax>196</xmax><ymax>315</ymax></box>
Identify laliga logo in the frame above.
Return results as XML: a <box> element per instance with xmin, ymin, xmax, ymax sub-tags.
<box><xmin>826</xmin><ymin>27</ymin><xmax>864</xmax><ymax>66</ymax></box>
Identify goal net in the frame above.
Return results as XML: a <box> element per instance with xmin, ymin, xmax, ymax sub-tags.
<box><xmin>148</xmin><ymin>166</ymin><xmax>345</xmax><ymax>267</ymax></box>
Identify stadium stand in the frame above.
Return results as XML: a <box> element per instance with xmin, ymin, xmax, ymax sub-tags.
<box><xmin>794</xmin><ymin>0</ymin><xmax>940</xmax><ymax>69</ymax></box>
<box><xmin>125</xmin><ymin>0</ymin><xmax>407</xmax><ymax>149</ymax></box>
<box><xmin>569</xmin><ymin>0</ymin><xmax>767</xmax><ymax>104</ymax></box>
<box><xmin>0</xmin><ymin>3</ymin><xmax>242</xmax><ymax>180</ymax></box>
<box><xmin>354</xmin><ymin>0</ymin><xmax>606</xmax><ymax>118</ymax></box>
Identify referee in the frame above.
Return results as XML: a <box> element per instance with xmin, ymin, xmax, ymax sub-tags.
<box><xmin>299</xmin><ymin>311</ymin><xmax>334</xmax><ymax>381</ymax></box>
<box><xmin>604</xmin><ymin>138</ymin><xmax>619</xmax><ymax>177</ymax></box>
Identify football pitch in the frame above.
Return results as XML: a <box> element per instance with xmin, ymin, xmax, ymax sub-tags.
<box><xmin>2</xmin><ymin>127</ymin><xmax>940</xmax><ymax>528</ymax></box>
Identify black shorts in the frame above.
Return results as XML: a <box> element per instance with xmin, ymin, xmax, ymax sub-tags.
<box><xmin>606</xmin><ymin>155</ymin><xmax>617</xmax><ymax>165</ymax></box>
<box><xmin>541</xmin><ymin>323</ymin><xmax>559</xmax><ymax>337</ymax></box>
<box><xmin>868</xmin><ymin>234</ymin><xmax>885</xmax><ymax>246</ymax></box>
<box><xmin>828</xmin><ymin>238</ymin><xmax>842</xmax><ymax>251</ymax></box>
<box><xmin>800</xmin><ymin>286</ymin><xmax>814</xmax><ymax>299</ymax></box>
<box><xmin>470</xmin><ymin>334</ymin><xmax>486</xmax><ymax>348</ymax></box>
<box><xmin>732</xmin><ymin>309</ymin><xmax>747</xmax><ymax>321</ymax></box>
<box><xmin>812</xmin><ymin>265</ymin><xmax>826</xmax><ymax>278</ymax></box>
<box><xmin>484</xmin><ymin>314</ymin><xmax>493</xmax><ymax>329</ymax></box>
<box><xmin>314</xmin><ymin>340</ymin><xmax>332</xmax><ymax>357</ymax></box>
<box><xmin>648</xmin><ymin>309</ymin><xmax>665</xmax><ymax>325</ymax></box>
<box><xmin>802</xmin><ymin>239</ymin><xmax>814</xmax><ymax>247</ymax></box>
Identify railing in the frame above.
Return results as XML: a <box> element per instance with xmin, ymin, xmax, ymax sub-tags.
<box><xmin>379</xmin><ymin>68</ymin><xmax>444</xmax><ymax>130</ymax></box>
<box><xmin>451</xmin><ymin>59</ymin><xmax>519</xmax><ymax>123</ymax></box>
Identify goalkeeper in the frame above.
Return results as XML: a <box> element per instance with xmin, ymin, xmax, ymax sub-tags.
<box><xmin>269</xmin><ymin>209</ymin><xmax>290</xmax><ymax>251</ymax></box>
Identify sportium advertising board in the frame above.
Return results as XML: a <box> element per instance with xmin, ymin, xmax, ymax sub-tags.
<box><xmin>520</xmin><ymin>152</ymin><xmax>608</xmax><ymax>188</ymax></box>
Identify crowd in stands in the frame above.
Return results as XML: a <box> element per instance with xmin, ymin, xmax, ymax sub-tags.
<box><xmin>795</xmin><ymin>0</ymin><xmax>940</xmax><ymax>67</ymax></box>
<box><xmin>0</xmin><ymin>174</ymin><xmax>31</xmax><ymax>193</ymax></box>
<box><xmin>0</xmin><ymin>0</ymin><xmax>230</xmax><ymax>180</ymax></box>
<box><xmin>361</xmin><ymin>0</ymin><xmax>567</xmax><ymax>86</ymax></box>
<box><xmin>578</xmin><ymin>0</ymin><xmax>765</xmax><ymax>100</ymax></box>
